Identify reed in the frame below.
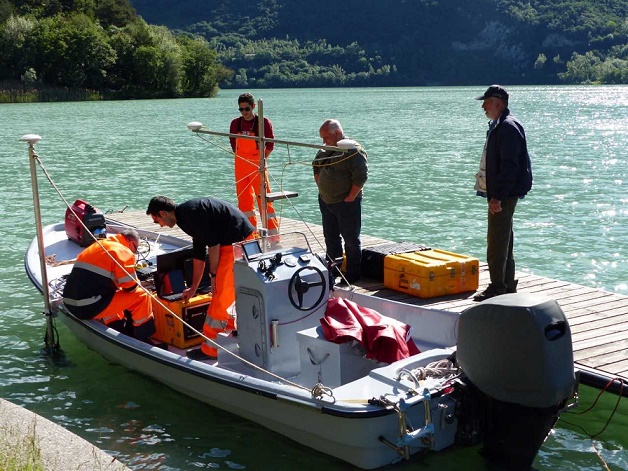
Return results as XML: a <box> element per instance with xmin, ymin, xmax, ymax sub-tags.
<box><xmin>0</xmin><ymin>81</ymin><xmax>102</xmax><ymax>103</ymax></box>
<box><xmin>0</xmin><ymin>421</ymin><xmax>44</xmax><ymax>471</ymax></box>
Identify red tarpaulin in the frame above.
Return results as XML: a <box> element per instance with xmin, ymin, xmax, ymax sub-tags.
<box><xmin>320</xmin><ymin>297</ymin><xmax>419</xmax><ymax>363</ymax></box>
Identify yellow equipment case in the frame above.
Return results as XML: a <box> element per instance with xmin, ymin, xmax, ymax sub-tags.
<box><xmin>383</xmin><ymin>249</ymin><xmax>479</xmax><ymax>298</ymax></box>
<box><xmin>152</xmin><ymin>293</ymin><xmax>211</xmax><ymax>349</ymax></box>
<box><xmin>361</xmin><ymin>241</ymin><xmax>431</xmax><ymax>281</ymax></box>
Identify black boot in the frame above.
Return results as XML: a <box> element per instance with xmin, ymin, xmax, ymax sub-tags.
<box><xmin>506</xmin><ymin>279</ymin><xmax>519</xmax><ymax>293</ymax></box>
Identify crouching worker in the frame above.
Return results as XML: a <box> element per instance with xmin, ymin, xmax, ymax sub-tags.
<box><xmin>62</xmin><ymin>228</ymin><xmax>156</xmax><ymax>342</ymax></box>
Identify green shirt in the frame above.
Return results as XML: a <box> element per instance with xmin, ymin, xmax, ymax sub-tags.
<box><xmin>313</xmin><ymin>146</ymin><xmax>368</xmax><ymax>204</ymax></box>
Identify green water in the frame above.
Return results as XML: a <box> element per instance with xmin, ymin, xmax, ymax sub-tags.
<box><xmin>0</xmin><ymin>86</ymin><xmax>627</xmax><ymax>469</ymax></box>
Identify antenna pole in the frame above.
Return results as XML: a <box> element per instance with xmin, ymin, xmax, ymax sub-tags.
<box><xmin>257</xmin><ymin>99</ymin><xmax>269</xmax><ymax>233</ymax></box>
<box><xmin>23</xmin><ymin>136</ymin><xmax>59</xmax><ymax>356</ymax></box>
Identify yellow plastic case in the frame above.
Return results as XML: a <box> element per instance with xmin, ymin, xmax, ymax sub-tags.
<box><xmin>152</xmin><ymin>293</ymin><xmax>211</xmax><ymax>348</ymax></box>
<box><xmin>383</xmin><ymin>249</ymin><xmax>479</xmax><ymax>298</ymax></box>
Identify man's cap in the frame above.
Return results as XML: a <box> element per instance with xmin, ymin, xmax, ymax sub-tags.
<box><xmin>475</xmin><ymin>85</ymin><xmax>509</xmax><ymax>101</ymax></box>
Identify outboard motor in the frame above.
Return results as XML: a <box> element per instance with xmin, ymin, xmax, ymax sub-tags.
<box><xmin>456</xmin><ymin>294</ymin><xmax>576</xmax><ymax>470</ymax></box>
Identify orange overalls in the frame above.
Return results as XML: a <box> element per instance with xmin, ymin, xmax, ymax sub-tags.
<box><xmin>199</xmin><ymin>245</ymin><xmax>237</xmax><ymax>357</ymax></box>
<box><xmin>63</xmin><ymin>235</ymin><xmax>154</xmax><ymax>333</ymax></box>
<box><xmin>234</xmin><ymin>126</ymin><xmax>279</xmax><ymax>236</ymax></box>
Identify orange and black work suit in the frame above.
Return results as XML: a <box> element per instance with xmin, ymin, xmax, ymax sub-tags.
<box><xmin>174</xmin><ymin>198</ymin><xmax>255</xmax><ymax>357</ymax></box>
<box><xmin>229</xmin><ymin>115</ymin><xmax>279</xmax><ymax>236</ymax></box>
<box><xmin>62</xmin><ymin>234</ymin><xmax>155</xmax><ymax>341</ymax></box>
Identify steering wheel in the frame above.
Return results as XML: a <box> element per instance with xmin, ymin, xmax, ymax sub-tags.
<box><xmin>288</xmin><ymin>266</ymin><xmax>327</xmax><ymax>311</ymax></box>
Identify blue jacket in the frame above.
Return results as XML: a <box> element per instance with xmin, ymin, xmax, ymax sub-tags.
<box><xmin>485</xmin><ymin>109</ymin><xmax>533</xmax><ymax>201</ymax></box>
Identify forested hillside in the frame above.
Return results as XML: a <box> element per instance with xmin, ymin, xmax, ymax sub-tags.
<box><xmin>0</xmin><ymin>0</ymin><xmax>231</xmax><ymax>101</ymax></box>
<box><xmin>1</xmin><ymin>0</ymin><xmax>626</xmax><ymax>102</ymax></box>
<box><xmin>132</xmin><ymin>0</ymin><xmax>628</xmax><ymax>86</ymax></box>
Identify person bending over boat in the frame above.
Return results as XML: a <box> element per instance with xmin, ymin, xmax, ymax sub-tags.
<box><xmin>62</xmin><ymin>228</ymin><xmax>156</xmax><ymax>342</ymax></box>
<box><xmin>229</xmin><ymin>92</ymin><xmax>279</xmax><ymax>237</ymax></box>
<box><xmin>313</xmin><ymin>119</ymin><xmax>368</xmax><ymax>284</ymax></box>
<box><xmin>472</xmin><ymin>85</ymin><xmax>533</xmax><ymax>301</ymax></box>
<box><xmin>146</xmin><ymin>196</ymin><xmax>255</xmax><ymax>360</ymax></box>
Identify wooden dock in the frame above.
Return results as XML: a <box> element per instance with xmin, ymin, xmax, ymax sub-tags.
<box><xmin>108</xmin><ymin>211</ymin><xmax>628</xmax><ymax>388</ymax></box>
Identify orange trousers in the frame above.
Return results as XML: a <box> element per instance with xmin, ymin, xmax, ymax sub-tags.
<box><xmin>93</xmin><ymin>287</ymin><xmax>153</xmax><ymax>328</ymax></box>
<box><xmin>235</xmin><ymin>156</ymin><xmax>279</xmax><ymax>235</ymax></box>
<box><xmin>200</xmin><ymin>245</ymin><xmax>237</xmax><ymax>357</ymax></box>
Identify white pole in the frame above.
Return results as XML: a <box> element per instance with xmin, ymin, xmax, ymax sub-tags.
<box><xmin>21</xmin><ymin>134</ymin><xmax>56</xmax><ymax>352</ymax></box>
<box><xmin>257</xmin><ymin>98</ymin><xmax>268</xmax><ymax>233</ymax></box>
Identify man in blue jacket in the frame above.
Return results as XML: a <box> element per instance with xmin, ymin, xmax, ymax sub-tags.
<box><xmin>473</xmin><ymin>85</ymin><xmax>533</xmax><ymax>301</ymax></box>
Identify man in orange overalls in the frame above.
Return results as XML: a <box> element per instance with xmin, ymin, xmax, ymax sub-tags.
<box><xmin>146</xmin><ymin>196</ymin><xmax>255</xmax><ymax>361</ymax></box>
<box><xmin>63</xmin><ymin>228</ymin><xmax>156</xmax><ymax>342</ymax></box>
<box><xmin>229</xmin><ymin>92</ymin><xmax>279</xmax><ymax>236</ymax></box>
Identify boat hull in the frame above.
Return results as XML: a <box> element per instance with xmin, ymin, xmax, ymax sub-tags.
<box><xmin>57</xmin><ymin>308</ymin><xmax>453</xmax><ymax>469</ymax></box>
<box><xmin>25</xmin><ymin>221</ymin><xmax>576</xmax><ymax>469</ymax></box>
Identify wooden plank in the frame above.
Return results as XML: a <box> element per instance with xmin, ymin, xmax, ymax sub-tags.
<box><xmin>576</xmin><ymin>345</ymin><xmax>628</xmax><ymax>362</ymax></box>
<box><xmin>570</xmin><ymin>309</ymin><xmax>628</xmax><ymax>331</ymax></box>
<box><xmin>571</xmin><ymin>316</ymin><xmax>628</xmax><ymax>342</ymax></box>
<box><xmin>567</xmin><ymin>300</ymin><xmax>628</xmax><ymax>322</ymax></box>
<box><xmin>574</xmin><ymin>336</ymin><xmax>628</xmax><ymax>356</ymax></box>
<box><xmin>572</xmin><ymin>330</ymin><xmax>628</xmax><ymax>352</ymax></box>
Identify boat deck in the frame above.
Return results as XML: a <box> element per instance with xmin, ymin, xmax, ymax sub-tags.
<box><xmin>108</xmin><ymin>211</ymin><xmax>628</xmax><ymax>385</ymax></box>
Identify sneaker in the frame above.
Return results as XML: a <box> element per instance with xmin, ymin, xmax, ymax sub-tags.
<box><xmin>473</xmin><ymin>286</ymin><xmax>506</xmax><ymax>302</ymax></box>
<box><xmin>186</xmin><ymin>347</ymin><xmax>217</xmax><ymax>361</ymax></box>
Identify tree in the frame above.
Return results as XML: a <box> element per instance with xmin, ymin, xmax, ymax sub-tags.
<box><xmin>23</xmin><ymin>14</ymin><xmax>116</xmax><ymax>89</ymax></box>
<box><xmin>0</xmin><ymin>0</ymin><xmax>13</xmax><ymax>23</ymax></box>
<box><xmin>559</xmin><ymin>51</ymin><xmax>601</xmax><ymax>83</ymax></box>
<box><xmin>179</xmin><ymin>35</ymin><xmax>232</xmax><ymax>97</ymax></box>
<box><xmin>534</xmin><ymin>53</ymin><xmax>547</xmax><ymax>69</ymax></box>
<box><xmin>95</xmin><ymin>0</ymin><xmax>136</xmax><ymax>27</ymax></box>
<box><xmin>0</xmin><ymin>14</ymin><xmax>35</xmax><ymax>79</ymax></box>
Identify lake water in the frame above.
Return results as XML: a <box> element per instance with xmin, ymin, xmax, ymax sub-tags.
<box><xmin>1</xmin><ymin>86</ymin><xmax>627</xmax><ymax>470</ymax></box>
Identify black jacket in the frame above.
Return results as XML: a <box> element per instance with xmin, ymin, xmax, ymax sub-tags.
<box><xmin>485</xmin><ymin>109</ymin><xmax>533</xmax><ymax>201</ymax></box>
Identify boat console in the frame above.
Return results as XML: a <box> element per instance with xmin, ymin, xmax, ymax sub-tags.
<box><xmin>234</xmin><ymin>233</ymin><xmax>329</xmax><ymax>377</ymax></box>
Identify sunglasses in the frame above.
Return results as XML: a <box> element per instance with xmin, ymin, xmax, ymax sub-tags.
<box><xmin>238</xmin><ymin>107</ymin><xmax>251</xmax><ymax>112</ymax></box>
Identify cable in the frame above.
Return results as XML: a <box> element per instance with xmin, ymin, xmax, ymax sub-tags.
<box><xmin>559</xmin><ymin>377</ymin><xmax>624</xmax><ymax>470</ymax></box>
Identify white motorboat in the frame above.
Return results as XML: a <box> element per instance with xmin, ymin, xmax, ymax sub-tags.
<box><xmin>22</xmin><ymin>127</ymin><xmax>578</xmax><ymax>469</ymax></box>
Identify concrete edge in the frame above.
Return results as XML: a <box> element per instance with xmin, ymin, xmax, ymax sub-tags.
<box><xmin>0</xmin><ymin>398</ymin><xmax>132</xmax><ymax>471</ymax></box>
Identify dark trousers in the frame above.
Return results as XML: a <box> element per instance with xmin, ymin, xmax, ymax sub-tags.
<box><xmin>318</xmin><ymin>195</ymin><xmax>362</xmax><ymax>278</ymax></box>
<box><xmin>486</xmin><ymin>196</ymin><xmax>518</xmax><ymax>292</ymax></box>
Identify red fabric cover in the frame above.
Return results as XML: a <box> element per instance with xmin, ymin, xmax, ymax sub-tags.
<box><xmin>320</xmin><ymin>297</ymin><xmax>420</xmax><ymax>363</ymax></box>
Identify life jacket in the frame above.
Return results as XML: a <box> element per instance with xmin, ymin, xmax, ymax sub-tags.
<box><xmin>63</xmin><ymin>235</ymin><xmax>137</xmax><ymax>319</ymax></box>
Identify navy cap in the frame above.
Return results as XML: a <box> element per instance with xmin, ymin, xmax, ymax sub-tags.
<box><xmin>475</xmin><ymin>85</ymin><xmax>509</xmax><ymax>101</ymax></box>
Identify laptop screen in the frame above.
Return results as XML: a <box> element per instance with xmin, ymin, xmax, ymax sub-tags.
<box><xmin>156</xmin><ymin>269</ymin><xmax>186</xmax><ymax>297</ymax></box>
<box><xmin>155</xmin><ymin>247</ymin><xmax>210</xmax><ymax>298</ymax></box>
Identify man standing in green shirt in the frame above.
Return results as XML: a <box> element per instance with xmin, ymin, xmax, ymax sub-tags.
<box><xmin>313</xmin><ymin>119</ymin><xmax>368</xmax><ymax>284</ymax></box>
